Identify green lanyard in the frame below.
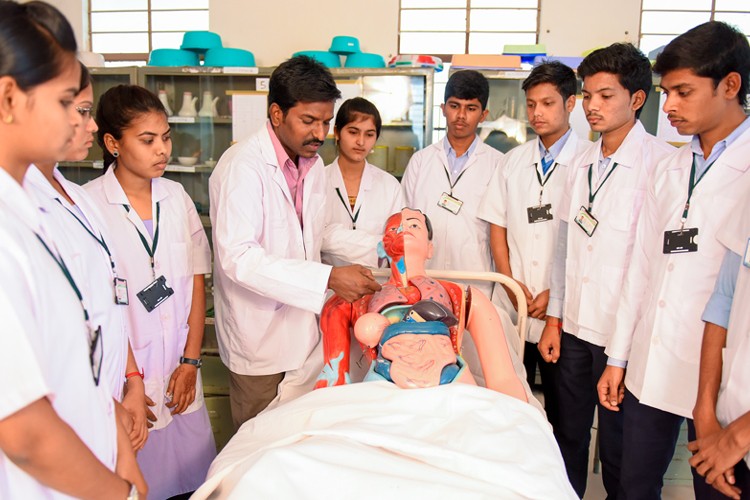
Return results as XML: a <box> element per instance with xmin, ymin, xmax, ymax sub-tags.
<box><xmin>680</xmin><ymin>154</ymin><xmax>716</xmax><ymax>229</ymax></box>
<box><xmin>55</xmin><ymin>199</ymin><xmax>117</xmax><ymax>278</ymax></box>
<box><xmin>335</xmin><ymin>188</ymin><xmax>361</xmax><ymax>230</ymax></box>
<box><xmin>35</xmin><ymin>233</ymin><xmax>90</xmax><ymax>323</ymax></box>
<box><xmin>124</xmin><ymin>202</ymin><xmax>160</xmax><ymax>277</ymax></box>
<box><xmin>587</xmin><ymin>162</ymin><xmax>619</xmax><ymax>211</ymax></box>
<box><xmin>534</xmin><ymin>161</ymin><xmax>559</xmax><ymax>206</ymax></box>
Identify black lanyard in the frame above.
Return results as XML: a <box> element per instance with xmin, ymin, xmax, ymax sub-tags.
<box><xmin>443</xmin><ymin>167</ymin><xmax>469</xmax><ymax>195</ymax></box>
<box><xmin>586</xmin><ymin>162</ymin><xmax>619</xmax><ymax>211</ymax></box>
<box><xmin>124</xmin><ymin>202</ymin><xmax>160</xmax><ymax>277</ymax></box>
<box><xmin>55</xmin><ymin>199</ymin><xmax>117</xmax><ymax>277</ymax></box>
<box><xmin>35</xmin><ymin>233</ymin><xmax>90</xmax><ymax>323</ymax></box>
<box><xmin>534</xmin><ymin>161</ymin><xmax>559</xmax><ymax>206</ymax></box>
<box><xmin>680</xmin><ymin>154</ymin><xmax>716</xmax><ymax>228</ymax></box>
<box><xmin>335</xmin><ymin>187</ymin><xmax>361</xmax><ymax>229</ymax></box>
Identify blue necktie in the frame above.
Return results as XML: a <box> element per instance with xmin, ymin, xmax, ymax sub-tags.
<box><xmin>541</xmin><ymin>155</ymin><xmax>554</xmax><ymax>175</ymax></box>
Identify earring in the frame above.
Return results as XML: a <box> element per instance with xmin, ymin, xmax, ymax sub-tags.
<box><xmin>112</xmin><ymin>150</ymin><xmax>119</xmax><ymax>158</ymax></box>
<box><xmin>3</xmin><ymin>115</ymin><xmax>12</xmax><ymax>124</ymax></box>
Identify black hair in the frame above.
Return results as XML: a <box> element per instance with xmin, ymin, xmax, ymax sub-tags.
<box><xmin>578</xmin><ymin>43</ymin><xmax>652</xmax><ymax>118</ymax></box>
<box><xmin>0</xmin><ymin>0</ymin><xmax>77</xmax><ymax>91</ymax></box>
<box><xmin>79</xmin><ymin>62</ymin><xmax>91</xmax><ymax>92</ymax></box>
<box><xmin>654</xmin><ymin>21</ymin><xmax>750</xmax><ymax>107</ymax></box>
<box><xmin>268</xmin><ymin>55</ymin><xmax>341</xmax><ymax>116</ymax></box>
<box><xmin>334</xmin><ymin>97</ymin><xmax>382</xmax><ymax>138</ymax></box>
<box><xmin>96</xmin><ymin>85</ymin><xmax>167</xmax><ymax>168</ymax></box>
<box><xmin>522</xmin><ymin>61</ymin><xmax>577</xmax><ymax>101</ymax></box>
<box><xmin>445</xmin><ymin>70</ymin><xmax>490</xmax><ymax>110</ymax></box>
<box><xmin>423</xmin><ymin>211</ymin><xmax>433</xmax><ymax>240</ymax></box>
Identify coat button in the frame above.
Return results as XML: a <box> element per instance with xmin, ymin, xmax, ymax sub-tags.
<box><xmin>653</xmin><ymin>336</ymin><xmax>660</xmax><ymax>346</ymax></box>
<box><xmin>667</xmin><ymin>263</ymin><xmax>674</xmax><ymax>272</ymax></box>
<box><xmin>587</xmin><ymin>244</ymin><xmax>593</xmax><ymax>251</ymax></box>
<box><xmin>583</xmin><ymin>277</ymin><xmax>589</xmax><ymax>283</ymax></box>
<box><xmin>658</xmin><ymin>300</ymin><xmax>666</xmax><ymax>308</ymax></box>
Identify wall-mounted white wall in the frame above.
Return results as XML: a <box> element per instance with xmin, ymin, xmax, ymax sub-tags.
<box><xmin>49</xmin><ymin>0</ymin><xmax>644</xmax><ymax>64</ymax></box>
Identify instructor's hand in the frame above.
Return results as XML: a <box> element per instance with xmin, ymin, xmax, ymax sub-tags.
<box><xmin>328</xmin><ymin>265</ymin><xmax>382</xmax><ymax>302</ymax></box>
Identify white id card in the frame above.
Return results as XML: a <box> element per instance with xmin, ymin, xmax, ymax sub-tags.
<box><xmin>744</xmin><ymin>238</ymin><xmax>750</xmax><ymax>268</ymax></box>
<box><xmin>574</xmin><ymin>206</ymin><xmax>599</xmax><ymax>237</ymax></box>
<box><xmin>114</xmin><ymin>277</ymin><xmax>129</xmax><ymax>305</ymax></box>
<box><xmin>437</xmin><ymin>192</ymin><xmax>463</xmax><ymax>215</ymax></box>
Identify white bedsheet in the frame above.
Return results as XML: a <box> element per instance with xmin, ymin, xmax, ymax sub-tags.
<box><xmin>193</xmin><ymin>382</ymin><xmax>576</xmax><ymax>500</ymax></box>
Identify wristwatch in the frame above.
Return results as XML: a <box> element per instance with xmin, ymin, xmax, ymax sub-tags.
<box><xmin>180</xmin><ymin>356</ymin><xmax>202</xmax><ymax>368</ymax></box>
<box><xmin>125</xmin><ymin>480</ymin><xmax>139</xmax><ymax>500</ymax></box>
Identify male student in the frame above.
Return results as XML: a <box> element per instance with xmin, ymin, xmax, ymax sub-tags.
<box><xmin>691</xmin><ymin>195</ymin><xmax>750</xmax><ymax>500</ymax></box>
<box><xmin>401</xmin><ymin>70</ymin><xmax>503</xmax><ymax>300</ymax></box>
<box><xmin>538</xmin><ymin>43</ymin><xmax>674</xmax><ymax>498</ymax></box>
<box><xmin>210</xmin><ymin>56</ymin><xmax>381</xmax><ymax>429</ymax></box>
<box><xmin>597</xmin><ymin>21</ymin><xmax>750</xmax><ymax>500</ymax></box>
<box><xmin>478</xmin><ymin>61</ymin><xmax>589</xmax><ymax>429</ymax></box>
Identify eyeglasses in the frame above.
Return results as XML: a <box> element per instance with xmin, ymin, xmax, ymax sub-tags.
<box><xmin>75</xmin><ymin>106</ymin><xmax>94</xmax><ymax>120</ymax></box>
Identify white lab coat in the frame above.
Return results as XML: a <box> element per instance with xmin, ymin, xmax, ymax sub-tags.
<box><xmin>606</xmin><ymin>127</ymin><xmax>750</xmax><ymax>418</ymax></box>
<box><xmin>560</xmin><ymin>121</ymin><xmax>673</xmax><ymax>348</ymax></box>
<box><xmin>25</xmin><ymin>166</ymin><xmax>129</xmax><ymax>401</ymax></box>
<box><xmin>715</xmin><ymin>196</ymin><xmax>750</xmax><ymax>467</ymax></box>
<box><xmin>85</xmin><ymin>166</ymin><xmax>212</xmax><ymax>430</ymax></box>
<box><xmin>321</xmin><ymin>158</ymin><xmax>404</xmax><ymax>267</ymax></box>
<box><xmin>401</xmin><ymin>138</ymin><xmax>504</xmax><ymax>298</ymax></box>
<box><xmin>478</xmin><ymin>132</ymin><xmax>590</xmax><ymax>343</ymax></box>
<box><xmin>209</xmin><ymin>124</ymin><xmax>332</xmax><ymax>377</ymax></box>
<box><xmin>0</xmin><ymin>168</ymin><xmax>117</xmax><ymax>498</ymax></box>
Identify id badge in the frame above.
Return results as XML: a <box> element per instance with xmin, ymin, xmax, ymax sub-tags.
<box><xmin>136</xmin><ymin>275</ymin><xmax>174</xmax><ymax>312</ymax></box>
<box><xmin>744</xmin><ymin>238</ymin><xmax>750</xmax><ymax>268</ymax></box>
<box><xmin>574</xmin><ymin>206</ymin><xmax>598</xmax><ymax>237</ymax></box>
<box><xmin>663</xmin><ymin>228</ymin><xmax>698</xmax><ymax>254</ymax></box>
<box><xmin>527</xmin><ymin>204</ymin><xmax>553</xmax><ymax>224</ymax></box>
<box><xmin>437</xmin><ymin>192</ymin><xmax>463</xmax><ymax>215</ymax></box>
<box><xmin>114</xmin><ymin>277</ymin><xmax>129</xmax><ymax>305</ymax></box>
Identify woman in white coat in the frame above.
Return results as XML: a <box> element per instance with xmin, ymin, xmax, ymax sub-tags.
<box><xmin>322</xmin><ymin>97</ymin><xmax>403</xmax><ymax>267</ymax></box>
<box><xmin>25</xmin><ymin>63</ymin><xmax>149</xmax><ymax>452</ymax></box>
<box><xmin>85</xmin><ymin>85</ymin><xmax>215</xmax><ymax>499</ymax></box>
<box><xmin>0</xmin><ymin>2</ymin><xmax>144</xmax><ymax>497</ymax></box>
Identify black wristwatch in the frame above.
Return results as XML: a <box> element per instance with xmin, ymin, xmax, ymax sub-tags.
<box><xmin>179</xmin><ymin>356</ymin><xmax>202</xmax><ymax>368</ymax></box>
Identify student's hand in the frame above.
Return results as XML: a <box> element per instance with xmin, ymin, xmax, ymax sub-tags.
<box><xmin>144</xmin><ymin>395</ymin><xmax>157</xmax><ymax>428</ymax></box>
<box><xmin>528</xmin><ymin>289</ymin><xmax>550</xmax><ymax>320</ymax></box>
<box><xmin>122</xmin><ymin>376</ymin><xmax>148</xmax><ymax>451</ymax></box>
<box><xmin>328</xmin><ymin>265</ymin><xmax>382</xmax><ymax>302</ymax></box>
<box><xmin>504</xmin><ymin>280</ymin><xmax>533</xmax><ymax>312</ymax></box>
<box><xmin>538</xmin><ymin>321</ymin><xmax>561</xmax><ymax>363</ymax></box>
<box><xmin>166</xmin><ymin>363</ymin><xmax>197</xmax><ymax>415</ymax></box>
<box><xmin>597</xmin><ymin>365</ymin><xmax>625</xmax><ymax>412</ymax></box>
<box><xmin>689</xmin><ymin>424</ymin><xmax>745</xmax><ymax>500</ymax></box>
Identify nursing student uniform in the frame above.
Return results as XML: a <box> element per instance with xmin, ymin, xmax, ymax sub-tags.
<box><xmin>25</xmin><ymin>166</ymin><xmax>129</xmax><ymax>400</ymax></box>
<box><xmin>85</xmin><ymin>165</ymin><xmax>215</xmax><ymax>499</ymax></box>
<box><xmin>548</xmin><ymin>120</ymin><xmax>673</xmax><ymax>497</ymax></box>
<box><xmin>321</xmin><ymin>158</ymin><xmax>404</xmax><ymax>267</ymax></box>
<box><xmin>0</xmin><ymin>168</ymin><xmax>117</xmax><ymax>498</ymax></box>
<box><xmin>605</xmin><ymin>118</ymin><xmax>750</xmax><ymax>499</ymax></box>
<box><xmin>401</xmin><ymin>136</ymin><xmax>503</xmax><ymax>299</ymax></box>
<box><xmin>477</xmin><ymin>129</ymin><xmax>590</xmax><ymax>427</ymax></box>
<box><xmin>210</xmin><ymin>123</ymin><xmax>332</xmax><ymax>422</ymax></box>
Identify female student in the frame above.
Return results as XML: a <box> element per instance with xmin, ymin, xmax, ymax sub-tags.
<box><xmin>0</xmin><ymin>1</ymin><xmax>144</xmax><ymax>498</ymax></box>
<box><xmin>85</xmin><ymin>84</ymin><xmax>215</xmax><ymax>498</ymax></box>
<box><xmin>321</xmin><ymin>97</ymin><xmax>404</xmax><ymax>267</ymax></box>
<box><xmin>25</xmin><ymin>64</ymin><xmax>148</xmax><ymax>452</ymax></box>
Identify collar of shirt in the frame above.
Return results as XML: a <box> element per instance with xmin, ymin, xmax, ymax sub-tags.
<box><xmin>443</xmin><ymin>134</ymin><xmax>480</xmax><ymax>181</ymax></box>
<box><xmin>267</xmin><ymin>121</ymin><xmax>317</xmax><ymax>226</ymax></box>
<box><xmin>690</xmin><ymin>116</ymin><xmax>750</xmax><ymax>178</ymax></box>
<box><xmin>538</xmin><ymin>128</ymin><xmax>572</xmax><ymax>164</ymax></box>
<box><xmin>596</xmin><ymin>149</ymin><xmax>613</xmax><ymax>179</ymax></box>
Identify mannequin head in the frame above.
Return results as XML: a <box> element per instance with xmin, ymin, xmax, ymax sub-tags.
<box><xmin>381</xmin><ymin>208</ymin><xmax>434</xmax><ymax>284</ymax></box>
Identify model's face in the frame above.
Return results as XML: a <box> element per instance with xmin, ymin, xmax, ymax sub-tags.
<box><xmin>335</xmin><ymin>114</ymin><xmax>377</xmax><ymax>164</ymax></box>
<box><xmin>8</xmin><ymin>55</ymin><xmax>81</xmax><ymax>165</ymax></box>
<box><xmin>660</xmin><ymin>68</ymin><xmax>737</xmax><ymax>137</ymax></box>
<box><xmin>582</xmin><ymin>72</ymin><xmax>643</xmax><ymax>134</ymax></box>
<box><xmin>525</xmin><ymin>82</ymin><xmax>575</xmax><ymax>140</ymax></box>
<box><xmin>270</xmin><ymin>100</ymin><xmax>334</xmax><ymax>160</ymax></box>
<box><xmin>63</xmin><ymin>85</ymin><xmax>98</xmax><ymax>162</ymax></box>
<box><xmin>109</xmin><ymin>111</ymin><xmax>171</xmax><ymax>180</ymax></box>
<box><xmin>400</xmin><ymin>208</ymin><xmax>433</xmax><ymax>261</ymax></box>
<box><xmin>441</xmin><ymin>96</ymin><xmax>488</xmax><ymax>142</ymax></box>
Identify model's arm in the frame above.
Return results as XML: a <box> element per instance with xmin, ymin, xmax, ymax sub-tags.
<box><xmin>0</xmin><ymin>398</ymin><xmax>135</xmax><ymax>499</ymax></box>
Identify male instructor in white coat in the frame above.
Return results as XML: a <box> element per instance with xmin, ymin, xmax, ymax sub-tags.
<box><xmin>210</xmin><ymin>56</ymin><xmax>381</xmax><ymax>429</ymax></box>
